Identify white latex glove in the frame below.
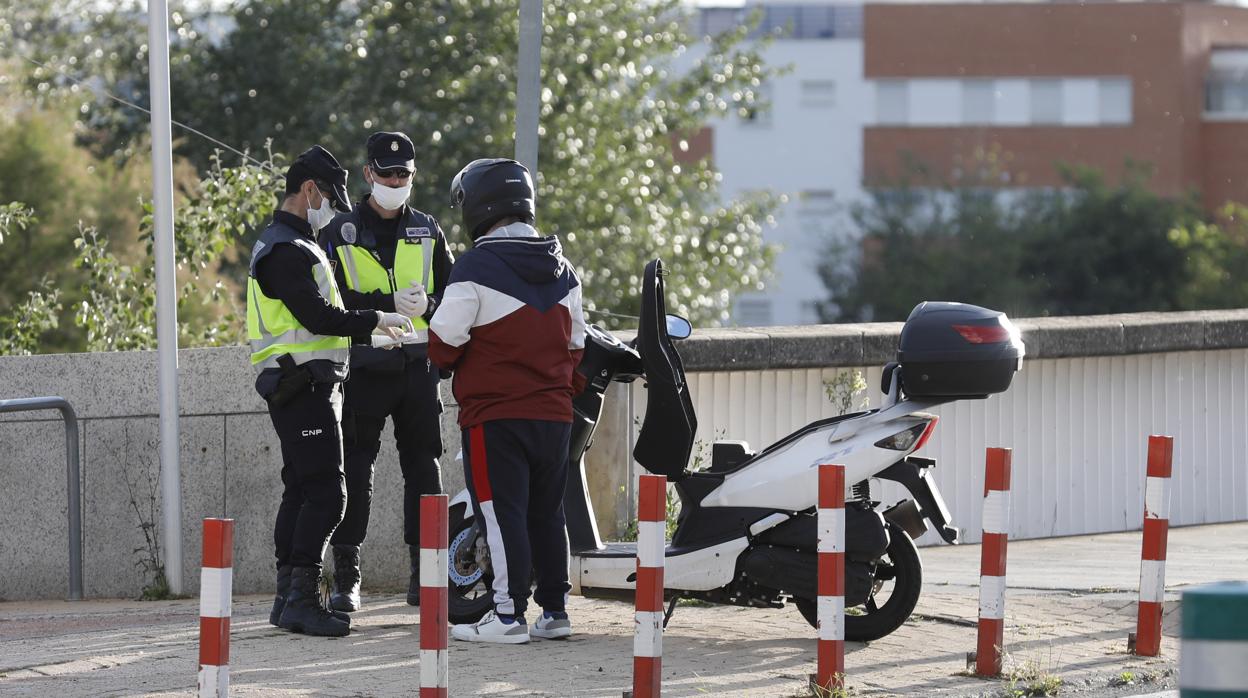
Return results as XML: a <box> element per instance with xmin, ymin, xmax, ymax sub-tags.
<box><xmin>394</xmin><ymin>284</ymin><xmax>428</xmax><ymax>318</ymax></box>
<box><xmin>371</xmin><ymin>324</ymin><xmax>402</xmax><ymax>349</ymax></box>
<box><xmin>370</xmin><ymin>330</ymin><xmax>402</xmax><ymax>349</ymax></box>
<box><xmin>376</xmin><ymin>311</ymin><xmax>413</xmax><ymax>337</ymax></box>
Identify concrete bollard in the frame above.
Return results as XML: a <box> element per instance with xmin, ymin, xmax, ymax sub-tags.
<box><xmin>1179</xmin><ymin>581</ymin><xmax>1248</xmax><ymax>696</ymax></box>
<box><xmin>1135</xmin><ymin>434</ymin><xmax>1173</xmax><ymax>657</ymax></box>
<box><xmin>816</xmin><ymin>463</ymin><xmax>846</xmax><ymax>693</ymax></box>
<box><xmin>977</xmin><ymin>448</ymin><xmax>1012</xmax><ymax>677</ymax></box>
<box><xmin>198</xmin><ymin>518</ymin><xmax>234</xmax><ymax>698</ymax></box>
<box><xmin>632</xmin><ymin>474</ymin><xmax>667</xmax><ymax>698</ymax></box>
<box><xmin>419</xmin><ymin>494</ymin><xmax>449</xmax><ymax>698</ymax></box>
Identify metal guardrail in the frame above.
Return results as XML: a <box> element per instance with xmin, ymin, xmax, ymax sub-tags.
<box><xmin>0</xmin><ymin>396</ymin><xmax>83</xmax><ymax>600</ymax></box>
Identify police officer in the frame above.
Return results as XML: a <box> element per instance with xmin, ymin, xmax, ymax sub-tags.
<box><xmin>318</xmin><ymin>132</ymin><xmax>454</xmax><ymax>611</ymax></box>
<box><xmin>248</xmin><ymin>145</ymin><xmax>412</xmax><ymax>637</ymax></box>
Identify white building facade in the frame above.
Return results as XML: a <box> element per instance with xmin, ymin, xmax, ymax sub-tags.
<box><xmin>689</xmin><ymin>3</ymin><xmax>871</xmax><ymax>327</ymax></box>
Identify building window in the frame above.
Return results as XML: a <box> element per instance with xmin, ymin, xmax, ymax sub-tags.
<box><xmin>962</xmin><ymin>79</ymin><xmax>995</xmax><ymax>124</ymax></box>
<box><xmin>798</xmin><ymin>190</ymin><xmax>838</xmax><ymax>217</ymax></box>
<box><xmin>1207</xmin><ymin>49</ymin><xmax>1248</xmax><ymax>117</ymax></box>
<box><xmin>876</xmin><ymin>80</ymin><xmax>909</xmax><ymax>126</ymax></box>
<box><xmin>1099</xmin><ymin>78</ymin><xmax>1132</xmax><ymax>125</ymax></box>
<box><xmin>992</xmin><ymin>79</ymin><xmax>1030</xmax><ymax>126</ymax></box>
<box><xmin>874</xmin><ymin>76</ymin><xmax>1131</xmax><ymax>127</ymax></box>
<box><xmin>735</xmin><ymin>298</ymin><xmax>773</xmax><ymax>327</ymax></box>
<box><xmin>801</xmin><ymin>80</ymin><xmax>837</xmax><ymax>107</ymax></box>
<box><xmin>750</xmin><ymin>4</ymin><xmax>863</xmax><ymax>40</ymax></box>
<box><xmin>1030</xmin><ymin>79</ymin><xmax>1063</xmax><ymax>125</ymax></box>
<box><xmin>1062</xmin><ymin>78</ymin><xmax>1099</xmax><ymax>125</ymax></box>
<box><xmin>1208</xmin><ymin>80</ymin><xmax>1248</xmax><ymax>115</ymax></box>
<box><xmin>697</xmin><ymin>7</ymin><xmax>745</xmax><ymax>37</ymax></box>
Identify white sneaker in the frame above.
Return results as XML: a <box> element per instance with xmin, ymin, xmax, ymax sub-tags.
<box><xmin>450</xmin><ymin>610</ymin><xmax>530</xmax><ymax>644</ymax></box>
<box><xmin>531</xmin><ymin>611</ymin><xmax>572</xmax><ymax>640</ymax></box>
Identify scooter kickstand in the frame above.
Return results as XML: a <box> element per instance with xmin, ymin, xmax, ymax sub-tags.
<box><xmin>662</xmin><ymin>595</ymin><xmax>680</xmax><ymax>628</ymax></box>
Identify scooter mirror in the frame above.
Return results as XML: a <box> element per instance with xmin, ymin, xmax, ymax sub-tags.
<box><xmin>666</xmin><ymin>314</ymin><xmax>692</xmax><ymax>340</ymax></box>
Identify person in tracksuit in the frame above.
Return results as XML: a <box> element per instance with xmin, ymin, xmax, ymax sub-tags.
<box><xmin>317</xmin><ymin>132</ymin><xmax>455</xmax><ymax>612</ymax></box>
<box><xmin>429</xmin><ymin>158</ymin><xmax>587</xmax><ymax>644</ymax></box>
<box><xmin>247</xmin><ymin>145</ymin><xmax>412</xmax><ymax>637</ymax></box>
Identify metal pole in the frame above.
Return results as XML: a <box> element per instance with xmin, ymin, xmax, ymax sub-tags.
<box><xmin>0</xmin><ymin>397</ymin><xmax>82</xmax><ymax>600</ymax></box>
<box><xmin>626</xmin><ymin>385</ymin><xmax>636</xmax><ymax>526</ymax></box>
<box><xmin>515</xmin><ymin>0</ymin><xmax>542</xmax><ymax>178</ymax></box>
<box><xmin>63</xmin><ymin>402</ymin><xmax>81</xmax><ymax>600</ymax></box>
<box><xmin>146</xmin><ymin>0</ymin><xmax>184</xmax><ymax>595</ymax></box>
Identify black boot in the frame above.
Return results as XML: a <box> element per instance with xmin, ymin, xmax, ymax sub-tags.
<box><xmin>330</xmin><ymin>544</ymin><xmax>362</xmax><ymax>612</ymax></box>
<box><xmin>272</xmin><ymin>564</ymin><xmax>350</xmax><ymax>625</ymax></box>
<box><xmin>277</xmin><ymin>566</ymin><xmax>351</xmax><ymax>637</ymax></box>
<box><xmin>407</xmin><ymin>544</ymin><xmax>421</xmax><ymax>606</ymax></box>
<box><xmin>269</xmin><ymin>565</ymin><xmax>292</xmax><ymax>627</ymax></box>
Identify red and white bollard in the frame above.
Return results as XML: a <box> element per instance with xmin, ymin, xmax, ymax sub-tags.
<box><xmin>198</xmin><ymin>518</ymin><xmax>234</xmax><ymax>698</ymax></box>
<box><xmin>420</xmin><ymin>494</ymin><xmax>450</xmax><ymax>698</ymax></box>
<box><xmin>632</xmin><ymin>474</ymin><xmax>667</xmax><ymax>698</ymax></box>
<box><xmin>1134</xmin><ymin>435</ymin><xmax>1173</xmax><ymax>657</ymax></box>
<box><xmin>976</xmin><ymin>448</ymin><xmax>1012</xmax><ymax>677</ymax></box>
<box><xmin>816</xmin><ymin>463</ymin><xmax>846</xmax><ymax>693</ymax></box>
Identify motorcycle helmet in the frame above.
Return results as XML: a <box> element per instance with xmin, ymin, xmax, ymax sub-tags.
<box><xmin>449</xmin><ymin>158</ymin><xmax>535</xmax><ymax>240</ymax></box>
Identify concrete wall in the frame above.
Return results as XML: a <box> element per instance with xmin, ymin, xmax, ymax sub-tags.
<box><xmin>4</xmin><ymin>309</ymin><xmax>1248</xmax><ymax>600</ymax></box>
<box><xmin>0</xmin><ymin>348</ymin><xmax>464</xmax><ymax>601</ymax></box>
<box><xmin>0</xmin><ymin>346</ymin><xmax>632</xmax><ymax>602</ymax></box>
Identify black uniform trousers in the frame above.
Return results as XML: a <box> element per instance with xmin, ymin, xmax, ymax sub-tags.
<box><xmin>462</xmin><ymin>418</ymin><xmax>572</xmax><ymax>618</ymax></box>
<box><xmin>330</xmin><ymin>353</ymin><xmax>444</xmax><ymax>547</ymax></box>
<box><xmin>269</xmin><ymin>381</ymin><xmax>347</xmax><ymax>571</ymax></box>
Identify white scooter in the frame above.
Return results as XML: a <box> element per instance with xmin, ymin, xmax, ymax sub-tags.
<box><xmin>446</xmin><ymin>259</ymin><xmax>1025</xmax><ymax>640</ymax></box>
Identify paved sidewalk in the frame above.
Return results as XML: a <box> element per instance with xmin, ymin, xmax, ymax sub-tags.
<box><xmin>2</xmin><ymin>522</ymin><xmax>1244</xmax><ymax>697</ymax></box>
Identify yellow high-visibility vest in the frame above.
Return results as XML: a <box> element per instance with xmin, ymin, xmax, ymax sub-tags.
<box><xmin>336</xmin><ymin>237</ymin><xmax>434</xmax><ymax>338</ymax></box>
<box><xmin>246</xmin><ymin>231</ymin><xmax>349</xmax><ymax>371</ymax></box>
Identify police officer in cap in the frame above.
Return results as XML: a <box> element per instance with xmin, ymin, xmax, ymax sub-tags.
<box><xmin>248</xmin><ymin>144</ymin><xmax>413</xmax><ymax>637</ymax></box>
<box><xmin>318</xmin><ymin>132</ymin><xmax>454</xmax><ymax>611</ymax></box>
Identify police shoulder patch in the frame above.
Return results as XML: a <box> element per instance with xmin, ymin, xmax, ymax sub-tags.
<box><xmin>341</xmin><ymin>222</ymin><xmax>357</xmax><ymax>244</ymax></box>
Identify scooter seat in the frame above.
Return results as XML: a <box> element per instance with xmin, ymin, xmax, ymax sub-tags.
<box><xmin>708</xmin><ymin>440</ymin><xmax>754</xmax><ymax>473</ymax></box>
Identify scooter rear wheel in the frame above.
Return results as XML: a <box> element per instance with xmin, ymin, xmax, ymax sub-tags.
<box><xmin>795</xmin><ymin>522</ymin><xmax>923</xmax><ymax>642</ymax></box>
<box><xmin>447</xmin><ymin>505</ymin><xmax>494</xmax><ymax>625</ymax></box>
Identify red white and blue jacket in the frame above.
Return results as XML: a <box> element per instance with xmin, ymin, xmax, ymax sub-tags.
<box><xmin>429</xmin><ymin>223</ymin><xmax>586</xmax><ymax>428</ymax></box>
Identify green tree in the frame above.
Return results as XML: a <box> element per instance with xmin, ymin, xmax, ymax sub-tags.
<box><xmin>819</xmin><ymin>154</ymin><xmax>1035</xmax><ymax>322</ymax></box>
<box><xmin>0</xmin><ymin>203</ymin><xmax>64</xmax><ymax>355</ymax></box>
<box><xmin>0</xmin><ymin>0</ymin><xmax>172</xmax><ymax>160</ymax></box>
<box><xmin>0</xmin><ymin>100</ymin><xmax>150</xmax><ymax>351</ymax></box>
<box><xmin>74</xmin><ymin>152</ymin><xmax>282</xmax><ymax>351</ymax></box>
<box><xmin>821</xmin><ymin>158</ymin><xmax>1210</xmax><ymax>322</ymax></box>
<box><xmin>1168</xmin><ymin>202</ymin><xmax>1248</xmax><ymax>310</ymax></box>
<box><xmin>1020</xmin><ymin>164</ymin><xmax>1204</xmax><ymax>316</ymax></box>
<box><xmin>171</xmin><ymin>0</ymin><xmax>778</xmax><ymax>326</ymax></box>
<box><xmin>3</xmin><ymin>0</ymin><xmax>778</xmax><ymax>347</ymax></box>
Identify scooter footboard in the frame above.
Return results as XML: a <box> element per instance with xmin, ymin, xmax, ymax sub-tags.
<box><xmin>877</xmin><ymin>456</ymin><xmax>960</xmax><ymax>544</ymax></box>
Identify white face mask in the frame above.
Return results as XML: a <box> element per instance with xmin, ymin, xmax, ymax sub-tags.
<box><xmin>371</xmin><ymin>179</ymin><xmax>412</xmax><ymax>211</ymax></box>
<box><xmin>306</xmin><ymin>189</ymin><xmax>335</xmax><ymax>231</ymax></box>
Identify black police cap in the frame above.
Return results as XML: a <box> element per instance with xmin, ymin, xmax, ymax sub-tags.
<box><xmin>285</xmin><ymin>145</ymin><xmax>351</xmax><ymax>213</ymax></box>
<box><xmin>367</xmin><ymin>131</ymin><xmax>416</xmax><ymax>172</ymax></box>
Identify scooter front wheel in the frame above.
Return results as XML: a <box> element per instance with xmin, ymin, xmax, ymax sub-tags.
<box><xmin>447</xmin><ymin>505</ymin><xmax>494</xmax><ymax>625</ymax></box>
<box><xmin>795</xmin><ymin>522</ymin><xmax>923</xmax><ymax>642</ymax></box>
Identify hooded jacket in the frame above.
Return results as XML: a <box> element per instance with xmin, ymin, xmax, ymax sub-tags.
<box><xmin>429</xmin><ymin>223</ymin><xmax>586</xmax><ymax>427</ymax></box>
